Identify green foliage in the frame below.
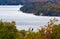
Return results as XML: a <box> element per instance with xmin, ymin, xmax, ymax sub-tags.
<box><xmin>0</xmin><ymin>20</ymin><xmax>17</xmax><ymax>39</ymax></box>
<box><xmin>0</xmin><ymin>18</ymin><xmax>60</xmax><ymax>39</ymax></box>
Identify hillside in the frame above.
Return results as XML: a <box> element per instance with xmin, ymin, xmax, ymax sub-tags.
<box><xmin>20</xmin><ymin>2</ymin><xmax>60</xmax><ymax>16</ymax></box>
<box><xmin>0</xmin><ymin>0</ymin><xmax>60</xmax><ymax>5</ymax></box>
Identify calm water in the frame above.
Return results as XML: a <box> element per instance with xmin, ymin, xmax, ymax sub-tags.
<box><xmin>0</xmin><ymin>5</ymin><xmax>60</xmax><ymax>31</ymax></box>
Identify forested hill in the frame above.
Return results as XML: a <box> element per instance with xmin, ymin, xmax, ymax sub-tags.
<box><xmin>19</xmin><ymin>0</ymin><xmax>60</xmax><ymax>16</ymax></box>
<box><xmin>0</xmin><ymin>0</ymin><xmax>60</xmax><ymax>5</ymax></box>
<box><xmin>20</xmin><ymin>2</ymin><xmax>60</xmax><ymax>16</ymax></box>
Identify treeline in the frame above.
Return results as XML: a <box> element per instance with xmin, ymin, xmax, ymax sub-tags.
<box><xmin>0</xmin><ymin>18</ymin><xmax>60</xmax><ymax>39</ymax></box>
<box><xmin>20</xmin><ymin>2</ymin><xmax>60</xmax><ymax>16</ymax></box>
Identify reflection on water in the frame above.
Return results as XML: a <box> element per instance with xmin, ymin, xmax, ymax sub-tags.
<box><xmin>0</xmin><ymin>5</ymin><xmax>60</xmax><ymax>31</ymax></box>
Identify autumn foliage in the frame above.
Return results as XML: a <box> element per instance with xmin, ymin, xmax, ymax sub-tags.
<box><xmin>0</xmin><ymin>18</ymin><xmax>60</xmax><ymax>39</ymax></box>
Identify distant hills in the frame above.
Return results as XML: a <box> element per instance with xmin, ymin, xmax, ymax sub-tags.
<box><xmin>0</xmin><ymin>0</ymin><xmax>60</xmax><ymax>5</ymax></box>
<box><xmin>0</xmin><ymin>0</ymin><xmax>20</xmax><ymax>5</ymax></box>
<box><xmin>20</xmin><ymin>0</ymin><xmax>60</xmax><ymax>4</ymax></box>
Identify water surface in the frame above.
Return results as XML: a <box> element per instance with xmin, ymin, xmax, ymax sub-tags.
<box><xmin>0</xmin><ymin>5</ymin><xmax>60</xmax><ymax>31</ymax></box>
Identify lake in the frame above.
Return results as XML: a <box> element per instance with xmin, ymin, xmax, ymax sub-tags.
<box><xmin>0</xmin><ymin>5</ymin><xmax>60</xmax><ymax>31</ymax></box>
